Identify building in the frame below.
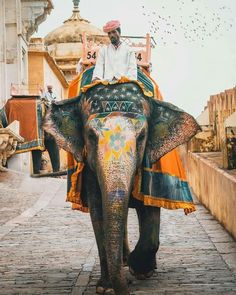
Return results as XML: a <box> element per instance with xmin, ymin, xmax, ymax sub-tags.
<box><xmin>0</xmin><ymin>0</ymin><xmax>53</xmax><ymax>107</ymax></box>
<box><xmin>190</xmin><ymin>86</ymin><xmax>236</xmax><ymax>169</ymax></box>
<box><xmin>0</xmin><ymin>0</ymin><xmax>55</xmax><ymax>172</ymax></box>
<box><xmin>44</xmin><ymin>0</ymin><xmax>104</xmax><ymax>82</ymax></box>
<box><xmin>28</xmin><ymin>37</ymin><xmax>68</xmax><ymax>100</ymax></box>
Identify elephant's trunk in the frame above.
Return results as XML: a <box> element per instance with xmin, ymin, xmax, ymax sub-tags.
<box><xmin>98</xmin><ymin>159</ymin><xmax>135</xmax><ymax>295</ymax></box>
<box><xmin>103</xmin><ymin>189</ymin><xmax>130</xmax><ymax>294</ymax></box>
<box><xmin>94</xmin><ymin>116</ymin><xmax>139</xmax><ymax>294</ymax></box>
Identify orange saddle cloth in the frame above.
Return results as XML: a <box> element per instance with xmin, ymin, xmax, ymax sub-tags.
<box><xmin>65</xmin><ymin>66</ymin><xmax>196</xmax><ymax>215</ymax></box>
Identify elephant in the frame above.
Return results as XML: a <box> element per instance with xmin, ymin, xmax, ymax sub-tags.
<box><xmin>44</xmin><ymin>80</ymin><xmax>200</xmax><ymax>295</ymax></box>
<box><xmin>0</xmin><ymin>98</ymin><xmax>60</xmax><ymax>175</ymax></box>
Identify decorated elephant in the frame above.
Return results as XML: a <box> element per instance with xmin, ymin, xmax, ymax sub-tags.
<box><xmin>0</xmin><ymin>98</ymin><xmax>60</xmax><ymax>175</ymax></box>
<box><xmin>44</xmin><ymin>79</ymin><xmax>200</xmax><ymax>295</ymax></box>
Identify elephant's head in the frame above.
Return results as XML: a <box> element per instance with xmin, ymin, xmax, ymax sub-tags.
<box><xmin>85</xmin><ymin>113</ymin><xmax>147</xmax><ymax>194</ymax></box>
<box><xmin>44</xmin><ymin>81</ymin><xmax>200</xmax><ymax>293</ymax></box>
<box><xmin>81</xmin><ymin>84</ymin><xmax>152</xmax><ymax>202</ymax></box>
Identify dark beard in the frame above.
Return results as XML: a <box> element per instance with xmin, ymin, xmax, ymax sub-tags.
<box><xmin>111</xmin><ymin>39</ymin><xmax>117</xmax><ymax>45</ymax></box>
<box><xmin>111</xmin><ymin>39</ymin><xmax>120</xmax><ymax>47</ymax></box>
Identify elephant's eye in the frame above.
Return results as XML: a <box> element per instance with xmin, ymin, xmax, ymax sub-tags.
<box><xmin>87</xmin><ymin>129</ymin><xmax>97</xmax><ymax>143</ymax></box>
<box><xmin>137</xmin><ymin>131</ymin><xmax>146</xmax><ymax>143</ymax></box>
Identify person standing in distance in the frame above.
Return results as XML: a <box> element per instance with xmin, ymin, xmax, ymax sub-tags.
<box><xmin>44</xmin><ymin>85</ymin><xmax>57</xmax><ymax>104</ymax></box>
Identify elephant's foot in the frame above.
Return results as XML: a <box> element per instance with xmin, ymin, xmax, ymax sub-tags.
<box><xmin>129</xmin><ymin>266</ymin><xmax>154</xmax><ymax>280</ymax></box>
<box><xmin>96</xmin><ymin>277</ymin><xmax>132</xmax><ymax>294</ymax></box>
<box><xmin>128</xmin><ymin>249</ymin><xmax>156</xmax><ymax>280</ymax></box>
<box><xmin>96</xmin><ymin>278</ymin><xmax>114</xmax><ymax>294</ymax></box>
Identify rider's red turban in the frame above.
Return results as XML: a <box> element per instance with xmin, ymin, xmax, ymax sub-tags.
<box><xmin>103</xmin><ymin>20</ymin><xmax>121</xmax><ymax>33</ymax></box>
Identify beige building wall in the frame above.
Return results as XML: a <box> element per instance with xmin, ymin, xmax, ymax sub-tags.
<box><xmin>28</xmin><ymin>48</ymin><xmax>68</xmax><ymax>100</ymax></box>
<box><xmin>43</xmin><ymin>57</ymin><xmax>67</xmax><ymax>100</ymax></box>
<box><xmin>28</xmin><ymin>52</ymin><xmax>44</xmax><ymax>89</ymax></box>
<box><xmin>0</xmin><ymin>0</ymin><xmax>53</xmax><ymax>107</ymax></box>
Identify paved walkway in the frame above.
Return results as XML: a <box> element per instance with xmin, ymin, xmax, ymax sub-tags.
<box><xmin>0</xmin><ymin>171</ymin><xmax>236</xmax><ymax>295</ymax></box>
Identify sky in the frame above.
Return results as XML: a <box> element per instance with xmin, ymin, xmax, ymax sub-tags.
<box><xmin>34</xmin><ymin>0</ymin><xmax>236</xmax><ymax>117</ymax></box>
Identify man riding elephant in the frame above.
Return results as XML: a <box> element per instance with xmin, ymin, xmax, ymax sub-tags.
<box><xmin>44</xmin><ymin>82</ymin><xmax>200</xmax><ymax>295</ymax></box>
<box><xmin>92</xmin><ymin>20</ymin><xmax>137</xmax><ymax>83</ymax></box>
<box><xmin>44</xmin><ymin>20</ymin><xmax>200</xmax><ymax>295</ymax></box>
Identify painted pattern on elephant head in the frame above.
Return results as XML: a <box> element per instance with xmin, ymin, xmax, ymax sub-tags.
<box><xmin>80</xmin><ymin>83</ymin><xmax>147</xmax><ymax>124</ymax></box>
<box><xmin>85</xmin><ymin>113</ymin><xmax>148</xmax><ymax>194</ymax></box>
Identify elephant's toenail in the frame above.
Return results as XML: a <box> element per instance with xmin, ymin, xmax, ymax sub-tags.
<box><xmin>96</xmin><ymin>286</ymin><xmax>105</xmax><ymax>294</ymax></box>
<box><xmin>104</xmin><ymin>288</ymin><xmax>115</xmax><ymax>294</ymax></box>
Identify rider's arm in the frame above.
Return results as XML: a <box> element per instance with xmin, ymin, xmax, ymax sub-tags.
<box><xmin>126</xmin><ymin>50</ymin><xmax>137</xmax><ymax>81</ymax></box>
<box><xmin>92</xmin><ymin>47</ymin><xmax>105</xmax><ymax>82</ymax></box>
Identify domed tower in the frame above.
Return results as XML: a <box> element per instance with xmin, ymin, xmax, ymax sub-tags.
<box><xmin>44</xmin><ymin>0</ymin><xmax>104</xmax><ymax>82</ymax></box>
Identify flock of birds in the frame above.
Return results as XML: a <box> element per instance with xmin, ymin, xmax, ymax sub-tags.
<box><xmin>141</xmin><ymin>0</ymin><xmax>234</xmax><ymax>47</ymax></box>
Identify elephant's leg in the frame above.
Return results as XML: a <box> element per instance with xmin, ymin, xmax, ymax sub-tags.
<box><xmin>44</xmin><ymin>135</ymin><xmax>60</xmax><ymax>172</ymax></box>
<box><xmin>31</xmin><ymin>150</ymin><xmax>42</xmax><ymax>174</ymax></box>
<box><xmin>128</xmin><ymin>204</ymin><xmax>160</xmax><ymax>279</ymax></box>
<box><xmin>85</xmin><ymin>165</ymin><xmax>112</xmax><ymax>293</ymax></box>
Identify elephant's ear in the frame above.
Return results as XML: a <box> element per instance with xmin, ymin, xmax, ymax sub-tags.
<box><xmin>146</xmin><ymin>98</ymin><xmax>201</xmax><ymax>163</ymax></box>
<box><xmin>44</xmin><ymin>97</ymin><xmax>84</xmax><ymax>162</ymax></box>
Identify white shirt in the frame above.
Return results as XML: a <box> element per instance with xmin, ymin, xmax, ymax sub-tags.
<box><xmin>43</xmin><ymin>91</ymin><xmax>57</xmax><ymax>106</ymax></box>
<box><xmin>92</xmin><ymin>43</ymin><xmax>137</xmax><ymax>81</ymax></box>
<box><xmin>44</xmin><ymin>91</ymin><xmax>57</xmax><ymax>101</ymax></box>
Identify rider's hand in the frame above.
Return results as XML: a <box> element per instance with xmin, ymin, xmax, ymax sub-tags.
<box><xmin>92</xmin><ymin>77</ymin><xmax>101</xmax><ymax>83</ymax></box>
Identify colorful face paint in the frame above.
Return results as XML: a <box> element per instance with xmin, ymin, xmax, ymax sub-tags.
<box><xmin>85</xmin><ymin>113</ymin><xmax>147</xmax><ymax>195</ymax></box>
<box><xmin>88</xmin><ymin>114</ymin><xmax>147</xmax><ymax>163</ymax></box>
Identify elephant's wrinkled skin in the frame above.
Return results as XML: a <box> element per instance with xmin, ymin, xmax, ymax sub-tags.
<box><xmin>44</xmin><ymin>82</ymin><xmax>199</xmax><ymax>295</ymax></box>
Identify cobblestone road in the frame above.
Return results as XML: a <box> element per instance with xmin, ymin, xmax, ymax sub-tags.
<box><xmin>0</xmin><ymin>171</ymin><xmax>236</xmax><ymax>295</ymax></box>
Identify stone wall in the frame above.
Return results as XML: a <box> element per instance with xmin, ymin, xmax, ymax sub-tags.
<box><xmin>187</xmin><ymin>152</ymin><xmax>236</xmax><ymax>240</ymax></box>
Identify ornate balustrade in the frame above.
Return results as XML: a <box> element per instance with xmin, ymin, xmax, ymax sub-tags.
<box><xmin>0</xmin><ymin>122</ymin><xmax>24</xmax><ymax>172</ymax></box>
